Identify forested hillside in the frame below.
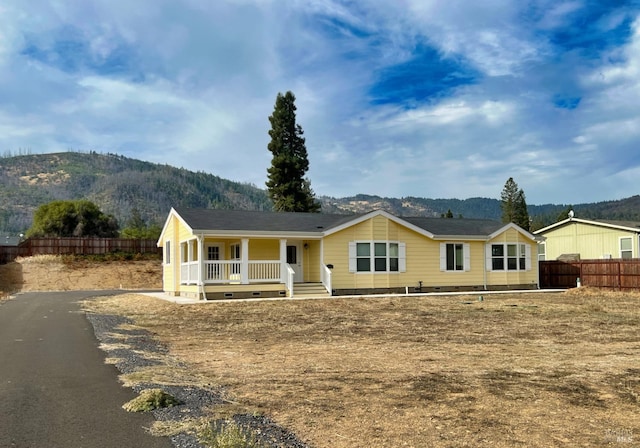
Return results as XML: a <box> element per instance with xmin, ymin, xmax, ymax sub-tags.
<box><xmin>1</xmin><ymin>151</ymin><xmax>639</xmax><ymax>235</ymax></box>
<box><xmin>0</xmin><ymin>152</ymin><xmax>271</xmax><ymax>233</ymax></box>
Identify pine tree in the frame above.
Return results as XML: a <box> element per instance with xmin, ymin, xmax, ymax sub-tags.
<box><xmin>266</xmin><ymin>91</ymin><xmax>320</xmax><ymax>212</ymax></box>
<box><xmin>514</xmin><ymin>189</ymin><xmax>530</xmax><ymax>231</ymax></box>
<box><xmin>500</xmin><ymin>177</ymin><xmax>530</xmax><ymax>230</ymax></box>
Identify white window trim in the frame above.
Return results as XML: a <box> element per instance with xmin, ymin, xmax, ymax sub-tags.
<box><xmin>439</xmin><ymin>243</ymin><xmax>470</xmax><ymax>272</ymax></box>
<box><xmin>619</xmin><ymin>236</ymin><xmax>633</xmax><ymax>259</ymax></box>
<box><xmin>348</xmin><ymin>241</ymin><xmax>406</xmax><ymax>273</ymax></box>
<box><xmin>486</xmin><ymin>243</ymin><xmax>531</xmax><ymax>272</ymax></box>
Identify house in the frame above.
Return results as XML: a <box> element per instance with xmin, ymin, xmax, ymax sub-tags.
<box><xmin>157</xmin><ymin>208</ymin><xmax>542</xmax><ymax>299</ymax></box>
<box><xmin>534</xmin><ymin>215</ymin><xmax>640</xmax><ymax>261</ymax></box>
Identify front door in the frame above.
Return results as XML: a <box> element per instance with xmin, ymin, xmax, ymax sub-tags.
<box><xmin>287</xmin><ymin>243</ymin><xmax>303</xmax><ymax>283</ymax></box>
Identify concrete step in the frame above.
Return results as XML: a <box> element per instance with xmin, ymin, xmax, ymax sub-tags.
<box><xmin>292</xmin><ymin>283</ymin><xmax>330</xmax><ymax>298</ymax></box>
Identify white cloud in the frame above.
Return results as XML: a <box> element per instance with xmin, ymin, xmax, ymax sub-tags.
<box><xmin>1</xmin><ymin>0</ymin><xmax>640</xmax><ymax>206</ymax></box>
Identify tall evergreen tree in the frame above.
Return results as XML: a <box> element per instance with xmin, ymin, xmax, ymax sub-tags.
<box><xmin>514</xmin><ymin>189</ymin><xmax>530</xmax><ymax>231</ymax></box>
<box><xmin>266</xmin><ymin>91</ymin><xmax>320</xmax><ymax>212</ymax></box>
<box><xmin>500</xmin><ymin>177</ymin><xmax>530</xmax><ymax>230</ymax></box>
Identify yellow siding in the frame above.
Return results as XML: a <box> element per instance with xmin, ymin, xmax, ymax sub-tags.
<box><xmin>542</xmin><ymin>222</ymin><xmax>637</xmax><ymax>260</ymax></box>
<box><xmin>324</xmin><ymin>217</ymin><xmax>496</xmax><ymax>289</ymax></box>
<box><xmin>304</xmin><ymin>240</ymin><xmax>321</xmax><ymax>282</ymax></box>
<box><xmin>249</xmin><ymin>239</ymin><xmax>279</xmax><ymax>260</ymax></box>
<box><xmin>160</xmin><ymin>214</ymin><xmax>190</xmax><ymax>295</ymax></box>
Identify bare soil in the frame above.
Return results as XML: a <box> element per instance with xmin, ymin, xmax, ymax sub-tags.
<box><xmin>0</xmin><ymin>255</ymin><xmax>161</xmax><ymax>296</ymax></box>
<box><xmin>85</xmin><ymin>289</ymin><xmax>640</xmax><ymax>448</ymax></box>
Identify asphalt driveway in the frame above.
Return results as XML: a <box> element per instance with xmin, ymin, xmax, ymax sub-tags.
<box><xmin>0</xmin><ymin>291</ymin><xmax>173</xmax><ymax>448</ymax></box>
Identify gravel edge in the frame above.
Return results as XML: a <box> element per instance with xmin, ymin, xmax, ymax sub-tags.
<box><xmin>86</xmin><ymin>312</ymin><xmax>311</xmax><ymax>448</ymax></box>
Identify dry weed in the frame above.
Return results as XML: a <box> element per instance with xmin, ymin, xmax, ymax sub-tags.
<box><xmin>85</xmin><ymin>291</ymin><xmax>640</xmax><ymax>448</ymax></box>
<box><xmin>15</xmin><ymin>254</ymin><xmax>61</xmax><ymax>264</ymax></box>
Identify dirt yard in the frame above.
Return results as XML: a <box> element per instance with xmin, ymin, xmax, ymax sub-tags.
<box><xmin>84</xmin><ymin>289</ymin><xmax>640</xmax><ymax>448</ymax></box>
<box><xmin>0</xmin><ymin>255</ymin><xmax>162</xmax><ymax>296</ymax></box>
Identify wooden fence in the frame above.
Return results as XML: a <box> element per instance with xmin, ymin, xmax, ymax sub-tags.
<box><xmin>0</xmin><ymin>237</ymin><xmax>161</xmax><ymax>264</ymax></box>
<box><xmin>539</xmin><ymin>259</ymin><xmax>640</xmax><ymax>290</ymax></box>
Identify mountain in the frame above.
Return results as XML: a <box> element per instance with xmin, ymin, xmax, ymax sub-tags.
<box><xmin>0</xmin><ymin>152</ymin><xmax>272</xmax><ymax>233</ymax></box>
<box><xmin>1</xmin><ymin>151</ymin><xmax>639</xmax><ymax>234</ymax></box>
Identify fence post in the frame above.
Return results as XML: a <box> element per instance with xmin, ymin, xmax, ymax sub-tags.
<box><xmin>618</xmin><ymin>261</ymin><xmax>621</xmax><ymax>291</ymax></box>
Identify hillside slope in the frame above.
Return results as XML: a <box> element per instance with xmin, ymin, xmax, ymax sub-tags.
<box><xmin>1</xmin><ymin>152</ymin><xmax>639</xmax><ymax>234</ymax></box>
<box><xmin>0</xmin><ymin>152</ymin><xmax>272</xmax><ymax>232</ymax></box>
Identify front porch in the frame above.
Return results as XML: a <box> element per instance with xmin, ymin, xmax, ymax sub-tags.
<box><xmin>177</xmin><ymin>237</ymin><xmax>332</xmax><ymax>299</ymax></box>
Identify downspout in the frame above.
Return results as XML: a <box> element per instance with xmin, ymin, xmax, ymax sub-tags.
<box><xmin>536</xmin><ymin>239</ymin><xmax>541</xmax><ymax>289</ymax></box>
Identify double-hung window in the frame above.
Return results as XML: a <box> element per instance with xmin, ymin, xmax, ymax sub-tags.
<box><xmin>350</xmin><ymin>241</ymin><xmax>404</xmax><ymax>273</ymax></box>
<box><xmin>620</xmin><ymin>237</ymin><xmax>633</xmax><ymax>259</ymax></box>
<box><xmin>489</xmin><ymin>243</ymin><xmax>530</xmax><ymax>271</ymax></box>
<box><xmin>440</xmin><ymin>243</ymin><xmax>470</xmax><ymax>271</ymax></box>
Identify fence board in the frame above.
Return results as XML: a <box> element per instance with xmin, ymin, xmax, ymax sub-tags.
<box><xmin>540</xmin><ymin>259</ymin><xmax>640</xmax><ymax>290</ymax></box>
<box><xmin>0</xmin><ymin>237</ymin><xmax>160</xmax><ymax>264</ymax></box>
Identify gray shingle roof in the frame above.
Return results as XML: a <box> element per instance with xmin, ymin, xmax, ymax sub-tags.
<box><xmin>174</xmin><ymin>208</ymin><xmax>364</xmax><ymax>233</ymax></box>
<box><xmin>174</xmin><ymin>208</ymin><xmax>507</xmax><ymax>237</ymax></box>
<box><xmin>403</xmin><ymin>217</ymin><xmax>505</xmax><ymax>236</ymax></box>
<box><xmin>592</xmin><ymin>219</ymin><xmax>640</xmax><ymax>230</ymax></box>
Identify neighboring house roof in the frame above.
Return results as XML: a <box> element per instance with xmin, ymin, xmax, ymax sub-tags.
<box><xmin>534</xmin><ymin>217</ymin><xmax>640</xmax><ymax>235</ymax></box>
<box><xmin>164</xmin><ymin>208</ymin><xmax>538</xmax><ymax>242</ymax></box>
<box><xmin>0</xmin><ymin>236</ymin><xmax>21</xmax><ymax>246</ymax></box>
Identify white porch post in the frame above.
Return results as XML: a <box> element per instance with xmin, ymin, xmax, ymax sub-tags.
<box><xmin>241</xmin><ymin>238</ymin><xmax>249</xmax><ymax>284</ymax></box>
<box><xmin>187</xmin><ymin>240</ymin><xmax>194</xmax><ymax>283</ymax></box>
<box><xmin>197</xmin><ymin>235</ymin><xmax>204</xmax><ymax>286</ymax></box>
<box><xmin>280</xmin><ymin>239</ymin><xmax>287</xmax><ymax>283</ymax></box>
<box><xmin>320</xmin><ymin>239</ymin><xmax>324</xmax><ymax>277</ymax></box>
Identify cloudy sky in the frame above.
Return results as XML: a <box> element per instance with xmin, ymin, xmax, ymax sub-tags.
<box><xmin>1</xmin><ymin>1</ymin><xmax>640</xmax><ymax>205</ymax></box>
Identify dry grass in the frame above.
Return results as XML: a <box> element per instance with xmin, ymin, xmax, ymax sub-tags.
<box><xmin>0</xmin><ymin>256</ymin><xmax>161</xmax><ymax>292</ymax></box>
<box><xmin>85</xmin><ymin>290</ymin><xmax>640</xmax><ymax>447</ymax></box>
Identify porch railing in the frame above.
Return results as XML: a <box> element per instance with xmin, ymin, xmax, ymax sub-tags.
<box><xmin>321</xmin><ymin>264</ymin><xmax>332</xmax><ymax>295</ymax></box>
<box><xmin>285</xmin><ymin>264</ymin><xmax>295</xmax><ymax>297</ymax></box>
<box><xmin>249</xmin><ymin>261</ymin><xmax>281</xmax><ymax>282</ymax></box>
<box><xmin>180</xmin><ymin>261</ymin><xmax>200</xmax><ymax>285</ymax></box>
<box><xmin>187</xmin><ymin>260</ymin><xmax>282</xmax><ymax>284</ymax></box>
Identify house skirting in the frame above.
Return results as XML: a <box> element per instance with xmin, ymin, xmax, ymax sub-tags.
<box><xmin>333</xmin><ymin>283</ymin><xmax>538</xmax><ymax>296</ymax></box>
<box><xmin>177</xmin><ymin>283</ymin><xmax>287</xmax><ymax>300</ymax></box>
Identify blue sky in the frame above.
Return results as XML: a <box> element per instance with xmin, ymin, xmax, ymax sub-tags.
<box><xmin>2</xmin><ymin>0</ymin><xmax>640</xmax><ymax>205</ymax></box>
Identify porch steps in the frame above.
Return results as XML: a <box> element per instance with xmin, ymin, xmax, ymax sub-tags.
<box><xmin>292</xmin><ymin>283</ymin><xmax>331</xmax><ymax>298</ymax></box>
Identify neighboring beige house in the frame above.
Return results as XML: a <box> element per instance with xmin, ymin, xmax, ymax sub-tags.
<box><xmin>534</xmin><ymin>215</ymin><xmax>640</xmax><ymax>261</ymax></box>
<box><xmin>157</xmin><ymin>208</ymin><xmax>541</xmax><ymax>299</ymax></box>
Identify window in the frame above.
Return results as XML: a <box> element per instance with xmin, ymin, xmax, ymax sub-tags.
<box><xmin>620</xmin><ymin>237</ymin><xmax>633</xmax><ymax>259</ymax></box>
<box><xmin>538</xmin><ymin>243</ymin><xmax>546</xmax><ymax>261</ymax></box>
<box><xmin>440</xmin><ymin>243</ymin><xmax>470</xmax><ymax>271</ymax></box>
<box><xmin>350</xmin><ymin>241</ymin><xmax>404</xmax><ymax>273</ymax></box>
<box><xmin>356</xmin><ymin>242</ymin><xmax>370</xmax><ymax>272</ymax></box>
<box><xmin>491</xmin><ymin>244</ymin><xmax>504</xmax><ymax>271</ymax></box>
<box><xmin>207</xmin><ymin>246</ymin><xmax>220</xmax><ymax>261</ymax></box>
<box><xmin>489</xmin><ymin>243</ymin><xmax>530</xmax><ymax>271</ymax></box>
<box><xmin>165</xmin><ymin>241</ymin><xmax>171</xmax><ymax>265</ymax></box>
<box><xmin>230</xmin><ymin>243</ymin><xmax>241</xmax><ymax>260</ymax></box>
<box><xmin>448</xmin><ymin>244</ymin><xmax>463</xmax><ymax>271</ymax></box>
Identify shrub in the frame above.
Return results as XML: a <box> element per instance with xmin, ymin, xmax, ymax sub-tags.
<box><xmin>197</xmin><ymin>420</ymin><xmax>264</xmax><ymax>448</ymax></box>
<box><xmin>122</xmin><ymin>388</ymin><xmax>183</xmax><ymax>412</ymax></box>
